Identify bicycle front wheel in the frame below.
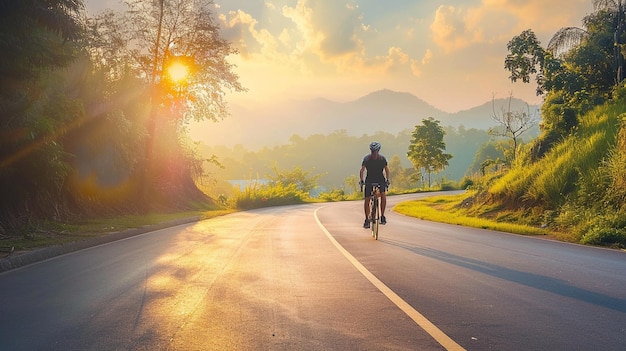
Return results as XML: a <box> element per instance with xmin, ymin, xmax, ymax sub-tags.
<box><xmin>372</xmin><ymin>217</ymin><xmax>379</xmax><ymax>240</ymax></box>
<box><xmin>371</xmin><ymin>198</ymin><xmax>379</xmax><ymax>239</ymax></box>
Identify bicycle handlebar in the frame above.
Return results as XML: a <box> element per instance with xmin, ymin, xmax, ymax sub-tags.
<box><xmin>360</xmin><ymin>181</ymin><xmax>388</xmax><ymax>193</ymax></box>
<box><xmin>360</xmin><ymin>182</ymin><xmax>383</xmax><ymax>194</ymax></box>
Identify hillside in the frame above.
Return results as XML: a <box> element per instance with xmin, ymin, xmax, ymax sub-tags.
<box><xmin>466</xmin><ymin>98</ymin><xmax>626</xmax><ymax>247</ymax></box>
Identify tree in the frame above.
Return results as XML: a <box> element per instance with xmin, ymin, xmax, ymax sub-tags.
<box><xmin>467</xmin><ymin>141</ymin><xmax>507</xmax><ymax>176</ymax></box>
<box><xmin>505</xmin><ymin>3</ymin><xmax>626</xmax><ymax>156</ymax></box>
<box><xmin>268</xmin><ymin>166</ymin><xmax>323</xmax><ymax>194</ymax></box>
<box><xmin>89</xmin><ymin>0</ymin><xmax>245</xmax><ymax>123</ymax></box>
<box><xmin>0</xmin><ymin>0</ymin><xmax>84</xmax><ymax>229</ymax></box>
<box><xmin>85</xmin><ymin>0</ymin><xmax>244</xmax><ymax>209</ymax></box>
<box><xmin>407</xmin><ymin>117</ymin><xmax>452</xmax><ymax>188</ymax></box>
<box><xmin>344</xmin><ymin>174</ymin><xmax>360</xmax><ymax>194</ymax></box>
<box><xmin>548</xmin><ymin>0</ymin><xmax>625</xmax><ymax>84</ymax></box>
<box><xmin>489</xmin><ymin>94</ymin><xmax>538</xmax><ymax>161</ymax></box>
<box><xmin>387</xmin><ymin>155</ymin><xmax>414</xmax><ymax>190</ymax></box>
<box><xmin>504</xmin><ymin>29</ymin><xmax>547</xmax><ymax>94</ymax></box>
<box><xmin>506</xmin><ymin>1</ymin><xmax>626</xmax><ymax>95</ymax></box>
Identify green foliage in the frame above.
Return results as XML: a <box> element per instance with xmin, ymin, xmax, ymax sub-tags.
<box><xmin>459</xmin><ymin>177</ymin><xmax>474</xmax><ymax>189</ymax></box>
<box><xmin>387</xmin><ymin>155</ymin><xmax>417</xmax><ymax>190</ymax></box>
<box><xmin>343</xmin><ymin>174</ymin><xmax>361</xmax><ymax>194</ymax></box>
<box><xmin>268</xmin><ymin>166</ymin><xmax>322</xmax><ymax>194</ymax></box>
<box><xmin>539</xmin><ymin>90</ymin><xmax>579</xmax><ymax>135</ymax></box>
<box><xmin>0</xmin><ymin>0</ymin><xmax>242</xmax><ymax>234</ymax></box>
<box><xmin>603</xmin><ymin>114</ymin><xmax>626</xmax><ymax>207</ymax></box>
<box><xmin>88</xmin><ymin>0</ymin><xmax>244</xmax><ymax>124</ymax></box>
<box><xmin>394</xmin><ymin>193</ymin><xmax>547</xmax><ymax>236</ymax></box>
<box><xmin>504</xmin><ymin>29</ymin><xmax>546</xmax><ymax>89</ymax></box>
<box><xmin>506</xmin><ymin>6</ymin><xmax>625</xmax><ymax>157</ymax></box>
<box><xmin>203</xmin><ymin>131</ymin><xmax>406</xmax><ymax>190</ymax></box>
<box><xmin>230</xmin><ymin>165</ymin><xmax>328</xmax><ymax>209</ymax></box>
<box><xmin>440</xmin><ymin>181</ymin><xmax>458</xmax><ymax>191</ymax></box>
<box><xmin>497</xmin><ymin>4</ymin><xmax>626</xmax><ymax>245</ymax></box>
<box><xmin>0</xmin><ymin>0</ymin><xmax>83</xmax><ymax>231</ymax></box>
<box><xmin>582</xmin><ymin>225</ymin><xmax>626</xmax><ymax>248</ymax></box>
<box><xmin>318</xmin><ymin>189</ymin><xmax>351</xmax><ymax>202</ymax></box>
<box><xmin>407</xmin><ymin>117</ymin><xmax>453</xmax><ymax>188</ymax></box>
<box><xmin>233</xmin><ymin>182</ymin><xmax>307</xmax><ymax>210</ymax></box>
<box><xmin>443</xmin><ymin>125</ymin><xmax>492</xmax><ymax>179</ymax></box>
<box><xmin>0</xmin><ymin>0</ymin><xmax>83</xmax><ymax>79</ymax></box>
<box><xmin>470</xmin><ymin>96</ymin><xmax>626</xmax><ymax>246</ymax></box>
<box><xmin>199</xmin><ymin>126</ymin><xmax>490</xmax><ymax>196</ymax></box>
<box><xmin>557</xmin><ymin>201</ymin><xmax>626</xmax><ymax>248</ymax></box>
<box><xmin>468</xmin><ymin>140</ymin><xmax>508</xmax><ymax>175</ymax></box>
<box><xmin>490</xmin><ymin>102</ymin><xmax>620</xmax><ymax>209</ymax></box>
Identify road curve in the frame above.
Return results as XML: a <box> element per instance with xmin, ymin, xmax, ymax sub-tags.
<box><xmin>0</xmin><ymin>193</ymin><xmax>625</xmax><ymax>350</ymax></box>
<box><xmin>318</xmin><ymin>193</ymin><xmax>626</xmax><ymax>350</ymax></box>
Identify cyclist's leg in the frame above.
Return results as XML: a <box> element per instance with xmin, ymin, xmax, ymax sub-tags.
<box><xmin>363</xmin><ymin>184</ymin><xmax>372</xmax><ymax>228</ymax></box>
<box><xmin>363</xmin><ymin>184</ymin><xmax>373</xmax><ymax>220</ymax></box>
<box><xmin>380</xmin><ymin>191</ymin><xmax>386</xmax><ymax>215</ymax></box>
<box><xmin>380</xmin><ymin>190</ymin><xmax>387</xmax><ymax>224</ymax></box>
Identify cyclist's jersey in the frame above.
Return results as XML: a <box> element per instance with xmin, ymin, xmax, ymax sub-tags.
<box><xmin>362</xmin><ymin>154</ymin><xmax>387</xmax><ymax>184</ymax></box>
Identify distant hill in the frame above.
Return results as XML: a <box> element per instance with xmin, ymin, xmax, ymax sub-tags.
<box><xmin>448</xmin><ymin>97</ymin><xmax>540</xmax><ymax>130</ymax></box>
<box><xmin>189</xmin><ymin>89</ymin><xmax>541</xmax><ymax>148</ymax></box>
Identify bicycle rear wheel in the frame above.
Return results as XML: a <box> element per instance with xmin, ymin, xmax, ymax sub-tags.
<box><xmin>371</xmin><ymin>198</ymin><xmax>379</xmax><ymax>240</ymax></box>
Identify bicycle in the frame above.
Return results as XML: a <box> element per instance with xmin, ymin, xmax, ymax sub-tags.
<box><xmin>363</xmin><ymin>182</ymin><xmax>382</xmax><ymax>240</ymax></box>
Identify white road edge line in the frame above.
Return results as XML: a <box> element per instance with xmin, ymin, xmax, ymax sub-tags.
<box><xmin>314</xmin><ymin>207</ymin><xmax>466</xmax><ymax>351</ymax></box>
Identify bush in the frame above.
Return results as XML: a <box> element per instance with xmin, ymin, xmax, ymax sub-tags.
<box><xmin>233</xmin><ymin>183</ymin><xmax>307</xmax><ymax>210</ymax></box>
<box><xmin>459</xmin><ymin>177</ymin><xmax>474</xmax><ymax>190</ymax></box>
<box><xmin>581</xmin><ymin>227</ymin><xmax>626</xmax><ymax>248</ymax></box>
<box><xmin>318</xmin><ymin>189</ymin><xmax>348</xmax><ymax>202</ymax></box>
<box><xmin>440</xmin><ymin>182</ymin><xmax>457</xmax><ymax>191</ymax></box>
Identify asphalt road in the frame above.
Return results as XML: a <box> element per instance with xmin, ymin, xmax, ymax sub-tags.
<box><xmin>0</xmin><ymin>193</ymin><xmax>625</xmax><ymax>350</ymax></box>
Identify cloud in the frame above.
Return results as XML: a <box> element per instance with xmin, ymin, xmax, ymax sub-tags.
<box><xmin>264</xmin><ymin>0</ymin><xmax>276</xmax><ymax>10</ymax></box>
<box><xmin>281</xmin><ymin>0</ymin><xmax>365</xmax><ymax>59</ymax></box>
<box><xmin>430</xmin><ymin>5</ymin><xmax>468</xmax><ymax>52</ymax></box>
<box><xmin>421</xmin><ymin>49</ymin><xmax>433</xmax><ymax>65</ymax></box>
<box><xmin>218</xmin><ymin>10</ymin><xmax>258</xmax><ymax>57</ymax></box>
<box><xmin>218</xmin><ymin>8</ymin><xmax>315</xmax><ymax>84</ymax></box>
<box><xmin>430</xmin><ymin>4</ymin><xmax>519</xmax><ymax>53</ymax></box>
<box><xmin>429</xmin><ymin>0</ymin><xmax>592</xmax><ymax>53</ymax></box>
<box><xmin>217</xmin><ymin>0</ymin><xmax>592</xmax><ymax>111</ymax></box>
<box><xmin>219</xmin><ymin>0</ymin><xmax>376</xmax><ymax>77</ymax></box>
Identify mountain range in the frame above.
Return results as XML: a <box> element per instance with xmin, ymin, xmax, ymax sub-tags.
<box><xmin>189</xmin><ymin>89</ymin><xmax>541</xmax><ymax>148</ymax></box>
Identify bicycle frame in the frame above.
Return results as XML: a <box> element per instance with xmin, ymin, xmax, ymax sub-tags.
<box><xmin>367</xmin><ymin>183</ymin><xmax>381</xmax><ymax>240</ymax></box>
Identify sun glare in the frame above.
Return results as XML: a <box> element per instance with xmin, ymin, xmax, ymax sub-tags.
<box><xmin>167</xmin><ymin>61</ymin><xmax>190</xmax><ymax>83</ymax></box>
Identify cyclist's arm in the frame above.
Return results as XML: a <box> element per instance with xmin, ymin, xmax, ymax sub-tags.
<box><xmin>384</xmin><ymin>165</ymin><xmax>390</xmax><ymax>183</ymax></box>
<box><xmin>359</xmin><ymin>165</ymin><xmax>366</xmax><ymax>183</ymax></box>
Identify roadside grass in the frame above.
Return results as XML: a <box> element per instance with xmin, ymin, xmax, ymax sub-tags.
<box><xmin>2</xmin><ymin>187</ymin><xmax>549</xmax><ymax>256</ymax></box>
<box><xmin>0</xmin><ymin>209</ymin><xmax>234</xmax><ymax>253</ymax></box>
<box><xmin>394</xmin><ymin>193</ymin><xmax>548</xmax><ymax>236</ymax></box>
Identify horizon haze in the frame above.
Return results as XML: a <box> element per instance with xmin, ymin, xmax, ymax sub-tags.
<box><xmin>189</xmin><ymin>89</ymin><xmax>540</xmax><ymax>148</ymax></box>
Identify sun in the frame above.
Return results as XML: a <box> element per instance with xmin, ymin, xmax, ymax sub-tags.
<box><xmin>166</xmin><ymin>61</ymin><xmax>190</xmax><ymax>83</ymax></box>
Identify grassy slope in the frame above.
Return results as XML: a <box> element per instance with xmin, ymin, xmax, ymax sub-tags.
<box><xmin>395</xmin><ymin>99</ymin><xmax>626</xmax><ymax>247</ymax></box>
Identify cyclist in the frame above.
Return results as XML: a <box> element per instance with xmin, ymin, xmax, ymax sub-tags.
<box><xmin>359</xmin><ymin>141</ymin><xmax>390</xmax><ymax>228</ymax></box>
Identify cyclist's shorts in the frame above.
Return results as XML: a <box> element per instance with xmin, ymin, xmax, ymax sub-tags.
<box><xmin>364</xmin><ymin>183</ymin><xmax>387</xmax><ymax>198</ymax></box>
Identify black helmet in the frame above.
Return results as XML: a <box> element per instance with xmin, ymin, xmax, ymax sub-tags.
<box><xmin>369</xmin><ymin>141</ymin><xmax>381</xmax><ymax>151</ymax></box>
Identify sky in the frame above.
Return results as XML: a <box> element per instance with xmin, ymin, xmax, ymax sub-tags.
<box><xmin>85</xmin><ymin>0</ymin><xmax>594</xmax><ymax>113</ymax></box>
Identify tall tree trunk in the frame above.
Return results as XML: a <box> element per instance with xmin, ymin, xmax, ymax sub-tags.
<box><xmin>142</xmin><ymin>0</ymin><xmax>165</xmax><ymax>212</ymax></box>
